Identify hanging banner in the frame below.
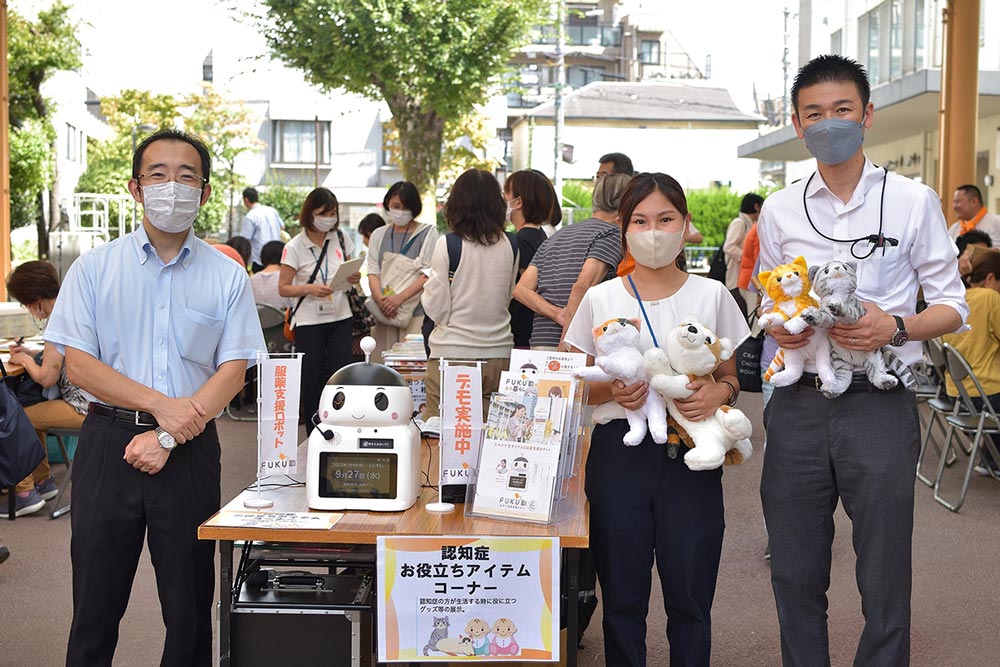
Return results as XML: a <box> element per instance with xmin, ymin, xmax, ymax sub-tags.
<box><xmin>440</xmin><ymin>363</ymin><xmax>483</xmax><ymax>484</ymax></box>
<box><xmin>258</xmin><ymin>355</ymin><xmax>302</xmax><ymax>473</ymax></box>
<box><xmin>376</xmin><ymin>536</ymin><xmax>560</xmax><ymax>662</ymax></box>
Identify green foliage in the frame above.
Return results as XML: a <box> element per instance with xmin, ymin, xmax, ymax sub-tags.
<box><xmin>9</xmin><ymin>120</ymin><xmax>54</xmax><ymax>228</ymax></box>
<box><xmin>8</xmin><ymin>2</ymin><xmax>81</xmax><ymax>125</ymax></box>
<box><xmin>260</xmin><ymin>174</ymin><xmax>310</xmax><ymax>233</ymax></box>
<box><xmin>560</xmin><ymin>181</ymin><xmax>593</xmax><ymax>223</ymax></box>
<box><xmin>686</xmin><ymin>187</ymin><xmax>747</xmax><ymax>247</ymax></box>
<box><xmin>260</xmin><ymin>0</ymin><xmax>550</xmax><ymax>198</ymax></box>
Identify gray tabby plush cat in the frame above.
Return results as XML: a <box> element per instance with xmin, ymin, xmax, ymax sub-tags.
<box><xmin>802</xmin><ymin>260</ymin><xmax>899</xmax><ymax>398</ymax></box>
<box><xmin>423</xmin><ymin>616</ymin><xmax>449</xmax><ymax>656</ymax></box>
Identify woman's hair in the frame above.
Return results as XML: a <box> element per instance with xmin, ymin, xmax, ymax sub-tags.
<box><xmin>445</xmin><ymin>169</ymin><xmax>505</xmax><ymax>245</ymax></box>
<box><xmin>226</xmin><ymin>235</ymin><xmax>251</xmax><ymax>265</ymax></box>
<box><xmin>383</xmin><ymin>181</ymin><xmax>423</xmax><ymax>218</ymax></box>
<box><xmin>591</xmin><ymin>172</ymin><xmax>631</xmax><ymax>214</ymax></box>
<box><xmin>260</xmin><ymin>240</ymin><xmax>285</xmax><ymax>267</ymax></box>
<box><xmin>504</xmin><ymin>169</ymin><xmax>561</xmax><ymax>226</ymax></box>
<box><xmin>358</xmin><ymin>213</ymin><xmax>386</xmax><ymax>239</ymax></box>
<box><xmin>617</xmin><ymin>172</ymin><xmax>689</xmax><ymax>247</ymax></box>
<box><xmin>968</xmin><ymin>250</ymin><xmax>1000</xmax><ymax>286</ymax></box>
<box><xmin>299</xmin><ymin>187</ymin><xmax>339</xmax><ymax>232</ymax></box>
<box><xmin>7</xmin><ymin>260</ymin><xmax>60</xmax><ymax>304</ymax></box>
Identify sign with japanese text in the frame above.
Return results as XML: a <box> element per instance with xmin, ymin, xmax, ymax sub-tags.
<box><xmin>440</xmin><ymin>363</ymin><xmax>484</xmax><ymax>484</ymax></box>
<box><xmin>258</xmin><ymin>355</ymin><xmax>302</xmax><ymax>473</ymax></box>
<box><xmin>376</xmin><ymin>536</ymin><xmax>560</xmax><ymax>662</ymax></box>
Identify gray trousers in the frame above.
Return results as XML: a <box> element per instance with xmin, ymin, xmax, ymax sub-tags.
<box><xmin>760</xmin><ymin>382</ymin><xmax>919</xmax><ymax>667</ymax></box>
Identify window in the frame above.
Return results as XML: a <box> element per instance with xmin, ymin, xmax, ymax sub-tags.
<box><xmin>890</xmin><ymin>0</ymin><xmax>903</xmax><ymax>79</ymax></box>
<box><xmin>65</xmin><ymin>123</ymin><xmax>77</xmax><ymax>162</ymax></box>
<box><xmin>272</xmin><ymin>120</ymin><xmax>331</xmax><ymax>165</ymax></box>
<box><xmin>860</xmin><ymin>8</ymin><xmax>881</xmax><ymax>85</ymax></box>
<box><xmin>640</xmin><ymin>40</ymin><xmax>661</xmax><ymax>65</ymax></box>
<box><xmin>914</xmin><ymin>0</ymin><xmax>925</xmax><ymax>70</ymax></box>
<box><xmin>831</xmin><ymin>29</ymin><xmax>842</xmax><ymax>56</ymax></box>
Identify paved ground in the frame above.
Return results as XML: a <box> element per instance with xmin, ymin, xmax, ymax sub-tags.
<box><xmin>1</xmin><ymin>393</ymin><xmax>998</xmax><ymax>666</ymax></box>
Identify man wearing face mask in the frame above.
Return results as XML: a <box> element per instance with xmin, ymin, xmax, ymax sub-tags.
<box><xmin>756</xmin><ymin>56</ymin><xmax>968</xmax><ymax>667</ymax></box>
<box><xmin>45</xmin><ymin>129</ymin><xmax>266</xmax><ymax>667</ymax></box>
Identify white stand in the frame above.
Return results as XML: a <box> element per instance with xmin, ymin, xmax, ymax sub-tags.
<box><xmin>426</xmin><ymin>358</ymin><xmax>454</xmax><ymax>513</ymax></box>
<box><xmin>245</xmin><ymin>350</ymin><xmax>274</xmax><ymax>509</ymax></box>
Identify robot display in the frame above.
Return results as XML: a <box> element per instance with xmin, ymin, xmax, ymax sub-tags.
<box><xmin>307</xmin><ymin>337</ymin><xmax>421</xmax><ymax>512</ymax></box>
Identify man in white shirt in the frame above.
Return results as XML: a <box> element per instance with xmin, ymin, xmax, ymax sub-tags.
<box><xmin>757</xmin><ymin>55</ymin><xmax>967</xmax><ymax>667</ymax></box>
<box><xmin>240</xmin><ymin>187</ymin><xmax>286</xmax><ymax>272</ymax></box>
<box><xmin>948</xmin><ymin>183</ymin><xmax>1000</xmax><ymax>247</ymax></box>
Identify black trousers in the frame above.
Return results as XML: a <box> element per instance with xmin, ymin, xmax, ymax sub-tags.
<box><xmin>66</xmin><ymin>414</ymin><xmax>221</xmax><ymax>667</ymax></box>
<box><xmin>586</xmin><ymin>420</ymin><xmax>725</xmax><ymax>667</ymax></box>
<box><xmin>295</xmin><ymin>317</ymin><xmax>353</xmax><ymax>435</ymax></box>
<box><xmin>761</xmin><ymin>383</ymin><xmax>919</xmax><ymax>667</ymax></box>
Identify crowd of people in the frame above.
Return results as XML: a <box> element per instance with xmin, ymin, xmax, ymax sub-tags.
<box><xmin>2</xmin><ymin>53</ymin><xmax>998</xmax><ymax>667</ymax></box>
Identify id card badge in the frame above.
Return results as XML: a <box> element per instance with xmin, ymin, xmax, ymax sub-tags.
<box><xmin>317</xmin><ymin>296</ymin><xmax>336</xmax><ymax>314</ymax></box>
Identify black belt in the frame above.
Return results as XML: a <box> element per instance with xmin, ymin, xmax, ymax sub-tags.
<box><xmin>88</xmin><ymin>403</ymin><xmax>158</xmax><ymax>427</ymax></box>
<box><xmin>797</xmin><ymin>372</ymin><xmax>893</xmax><ymax>394</ymax></box>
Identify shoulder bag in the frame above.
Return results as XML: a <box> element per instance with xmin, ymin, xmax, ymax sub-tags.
<box><xmin>283</xmin><ymin>239</ymin><xmax>330</xmax><ymax>343</ymax></box>
<box><xmin>0</xmin><ymin>358</ymin><xmax>45</xmax><ymax>488</ymax></box>
<box><xmin>365</xmin><ymin>229</ymin><xmax>428</xmax><ymax>328</ymax></box>
<box><xmin>336</xmin><ymin>230</ymin><xmax>376</xmax><ymax>337</ymax></box>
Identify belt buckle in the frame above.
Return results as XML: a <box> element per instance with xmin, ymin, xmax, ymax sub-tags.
<box><xmin>814</xmin><ymin>375</ymin><xmax>823</xmax><ymax>392</ymax></box>
<box><xmin>134</xmin><ymin>411</ymin><xmax>155</xmax><ymax>427</ymax></box>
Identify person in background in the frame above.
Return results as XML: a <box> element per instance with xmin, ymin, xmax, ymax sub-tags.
<box><xmin>595</xmin><ymin>152</ymin><xmax>634</xmax><ymax>180</ymax></box>
<box><xmin>45</xmin><ymin>129</ymin><xmax>265</xmax><ymax>665</ymax></box>
<box><xmin>955</xmin><ymin>229</ymin><xmax>994</xmax><ymax>284</ymax></box>
<box><xmin>241</xmin><ymin>186</ymin><xmax>286</xmax><ymax>273</ymax></box>
<box><xmin>723</xmin><ymin>193</ymin><xmax>764</xmax><ymax>315</ymax></box>
<box><xmin>504</xmin><ymin>169</ymin><xmax>559</xmax><ymax>348</ymax></box>
<box><xmin>738</xmin><ymin>219</ymin><xmax>762</xmax><ymax>314</ymax></box>
<box><xmin>250</xmin><ymin>240</ymin><xmax>289</xmax><ymax>311</ymax></box>
<box><xmin>225</xmin><ymin>235</ymin><xmax>251</xmax><ymax>270</ymax></box>
<box><xmin>358</xmin><ymin>212</ymin><xmax>386</xmax><ymax>248</ymax></box>
<box><xmin>367</xmin><ymin>181</ymin><xmax>439</xmax><ymax>356</ymax></box>
<box><xmin>941</xmin><ymin>251</ymin><xmax>1000</xmax><ymax>476</ymax></box>
<box><xmin>513</xmin><ymin>173</ymin><xmax>627</xmax><ymax>351</ymax></box>
<box><xmin>949</xmin><ymin>184</ymin><xmax>1000</xmax><ymax>247</ymax></box>
<box><xmin>279</xmin><ymin>187</ymin><xmax>360</xmax><ymax>435</ymax></box>
<box><xmin>4</xmin><ymin>261</ymin><xmax>89</xmax><ymax>517</ymax></box>
<box><xmin>422</xmin><ymin>169</ymin><xmax>518</xmax><ymax>418</ymax></box>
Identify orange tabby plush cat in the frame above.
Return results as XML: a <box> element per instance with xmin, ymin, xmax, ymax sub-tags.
<box><xmin>756</xmin><ymin>256</ymin><xmax>836</xmax><ymax>388</ymax></box>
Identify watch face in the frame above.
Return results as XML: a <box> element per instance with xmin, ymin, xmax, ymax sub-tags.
<box><xmin>891</xmin><ymin>330</ymin><xmax>909</xmax><ymax>347</ymax></box>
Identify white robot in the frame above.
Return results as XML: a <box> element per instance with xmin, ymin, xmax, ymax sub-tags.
<box><xmin>307</xmin><ymin>337</ymin><xmax>421</xmax><ymax>512</ymax></box>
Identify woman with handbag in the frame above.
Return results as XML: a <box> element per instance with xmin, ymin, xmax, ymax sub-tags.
<box><xmin>5</xmin><ymin>261</ymin><xmax>89</xmax><ymax>517</ymax></box>
<box><xmin>366</xmin><ymin>181</ymin><xmax>440</xmax><ymax>356</ymax></box>
<box><xmin>279</xmin><ymin>187</ymin><xmax>361</xmax><ymax>435</ymax></box>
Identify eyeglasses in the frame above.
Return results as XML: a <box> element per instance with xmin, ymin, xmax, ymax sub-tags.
<box><xmin>138</xmin><ymin>172</ymin><xmax>208</xmax><ymax>188</ymax></box>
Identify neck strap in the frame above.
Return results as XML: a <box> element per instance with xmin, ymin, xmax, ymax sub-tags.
<box><xmin>626</xmin><ymin>275</ymin><xmax>659</xmax><ymax>349</ymax></box>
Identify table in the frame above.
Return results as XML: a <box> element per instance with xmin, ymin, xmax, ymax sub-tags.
<box><xmin>199</xmin><ymin>452</ymin><xmax>589</xmax><ymax>666</ymax></box>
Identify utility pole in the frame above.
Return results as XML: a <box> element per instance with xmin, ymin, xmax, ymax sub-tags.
<box><xmin>782</xmin><ymin>5</ymin><xmax>791</xmax><ymax>125</ymax></box>
<box><xmin>553</xmin><ymin>0</ymin><xmax>565</xmax><ymax>205</ymax></box>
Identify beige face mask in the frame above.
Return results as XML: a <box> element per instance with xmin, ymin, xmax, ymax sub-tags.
<box><xmin>627</xmin><ymin>229</ymin><xmax>685</xmax><ymax>269</ymax></box>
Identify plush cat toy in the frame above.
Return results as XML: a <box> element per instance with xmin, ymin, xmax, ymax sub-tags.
<box><xmin>644</xmin><ymin>317</ymin><xmax>753</xmax><ymax>471</ymax></box>
<box><xmin>799</xmin><ymin>260</ymin><xmax>909</xmax><ymax>397</ymax></box>
<box><xmin>756</xmin><ymin>256</ymin><xmax>836</xmax><ymax>389</ymax></box>
<box><xmin>573</xmin><ymin>317</ymin><xmax>669</xmax><ymax>446</ymax></box>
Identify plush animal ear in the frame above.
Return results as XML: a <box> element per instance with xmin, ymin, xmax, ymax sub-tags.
<box><xmin>718</xmin><ymin>337</ymin><xmax>734</xmax><ymax>362</ymax></box>
<box><xmin>807</xmin><ymin>264</ymin><xmax>820</xmax><ymax>284</ymax></box>
<box><xmin>792</xmin><ymin>256</ymin><xmax>808</xmax><ymax>270</ymax></box>
<box><xmin>845</xmin><ymin>260</ymin><xmax>858</xmax><ymax>272</ymax></box>
<box><xmin>757</xmin><ymin>269</ymin><xmax>772</xmax><ymax>286</ymax></box>
<box><xmin>591</xmin><ymin>324</ymin><xmax>604</xmax><ymax>338</ymax></box>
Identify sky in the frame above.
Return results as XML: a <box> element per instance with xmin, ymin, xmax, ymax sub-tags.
<box><xmin>21</xmin><ymin>0</ymin><xmax>793</xmax><ymax>115</ymax></box>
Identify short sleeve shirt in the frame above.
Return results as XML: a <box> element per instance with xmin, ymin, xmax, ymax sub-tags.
<box><xmin>282</xmin><ymin>229</ymin><xmax>355</xmax><ymax>327</ymax></box>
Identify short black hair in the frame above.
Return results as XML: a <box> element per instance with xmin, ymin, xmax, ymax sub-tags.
<box><xmin>791</xmin><ymin>54</ymin><xmax>871</xmax><ymax>116</ymax></box>
<box><xmin>956</xmin><ymin>229</ymin><xmax>993</xmax><ymax>254</ymax></box>
<box><xmin>445</xmin><ymin>169</ymin><xmax>505</xmax><ymax>246</ymax></box>
<box><xmin>243</xmin><ymin>187</ymin><xmax>259</xmax><ymax>203</ymax></box>
<box><xmin>598</xmin><ymin>152</ymin><xmax>634</xmax><ymax>176</ymax></box>
<box><xmin>260</xmin><ymin>240</ymin><xmax>285</xmax><ymax>266</ymax></box>
<box><xmin>132</xmin><ymin>128</ymin><xmax>211</xmax><ymax>183</ymax></box>
<box><xmin>383</xmin><ymin>181</ymin><xmax>423</xmax><ymax>218</ymax></box>
<box><xmin>299</xmin><ymin>187</ymin><xmax>339</xmax><ymax>233</ymax></box>
<box><xmin>740</xmin><ymin>193</ymin><xmax>765</xmax><ymax>214</ymax></box>
<box><xmin>7</xmin><ymin>260</ymin><xmax>60</xmax><ymax>304</ymax></box>
<box><xmin>956</xmin><ymin>184</ymin><xmax>983</xmax><ymax>205</ymax></box>
<box><xmin>226</xmin><ymin>236</ymin><xmax>252</xmax><ymax>265</ymax></box>
<box><xmin>358</xmin><ymin>213</ymin><xmax>386</xmax><ymax>239</ymax></box>
<box><xmin>504</xmin><ymin>169</ymin><xmax>560</xmax><ymax>226</ymax></box>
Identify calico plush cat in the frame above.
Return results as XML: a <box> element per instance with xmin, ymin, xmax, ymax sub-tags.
<box><xmin>573</xmin><ymin>318</ymin><xmax>669</xmax><ymax>446</ymax></box>
<box><xmin>757</xmin><ymin>256</ymin><xmax>836</xmax><ymax>389</ymax></box>
<box><xmin>423</xmin><ymin>616</ymin><xmax>449</xmax><ymax>656</ymax></box>
<box><xmin>801</xmin><ymin>260</ymin><xmax>900</xmax><ymax>397</ymax></box>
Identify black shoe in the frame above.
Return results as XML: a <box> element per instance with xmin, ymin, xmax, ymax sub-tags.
<box><xmin>0</xmin><ymin>545</ymin><xmax>10</xmax><ymax>565</ymax></box>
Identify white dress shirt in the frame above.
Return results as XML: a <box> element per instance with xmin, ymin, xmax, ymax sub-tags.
<box><xmin>757</xmin><ymin>158</ymin><xmax>968</xmax><ymax>366</ymax></box>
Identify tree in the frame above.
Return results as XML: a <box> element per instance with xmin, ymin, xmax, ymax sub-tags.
<box><xmin>8</xmin><ymin>1</ymin><xmax>81</xmax><ymax>256</ymax></box>
<box><xmin>260</xmin><ymin>0</ymin><xmax>550</xmax><ymax>205</ymax></box>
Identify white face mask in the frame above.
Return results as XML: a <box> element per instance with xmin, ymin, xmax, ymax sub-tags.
<box><xmin>387</xmin><ymin>209</ymin><xmax>413</xmax><ymax>227</ymax></box>
<box><xmin>627</xmin><ymin>229</ymin><xmax>685</xmax><ymax>269</ymax></box>
<box><xmin>313</xmin><ymin>216</ymin><xmax>338</xmax><ymax>232</ymax></box>
<box><xmin>142</xmin><ymin>181</ymin><xmax>202</xmax><ymax>233</ymax></box>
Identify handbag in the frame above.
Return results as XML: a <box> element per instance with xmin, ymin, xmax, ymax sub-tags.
<box><xmin>0</xmin><ymin>358</ymin><xmax>45</xmax><ymax>487</ymax></box>
<box><xmin>336</xmin><ymin>231</ymin><xmax>376</xmax><ymax>337</ymax></box>
<box><xmin>10</xmin><ymin>352</ymin><xmax>47</xmax><ymax>408</ymax></box>
<box><xmin>735</xmin><ymin>308</ymin><xmax>763</xmax><ymax>393</ymax></box>
<box><xmin>365</xmin><ymin>231</ymin><xmax>427</xmax><ymax>328</ymax></box>
<box><xmin>283</xmin><ymin>239</ymin><xmax>330</xmax><ymax>343</ymax></box>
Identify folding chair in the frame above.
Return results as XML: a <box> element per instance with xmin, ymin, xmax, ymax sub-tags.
<box><xmin>226</xmin><ymin>304</ymin><xmax>293</xmax><ymax>421</ymax></box>
<box><xmin>47</xmin><ymin>428</ymin><xmax>80</xmax><ymax>519</ymax></box>
<box><xmin>932</xmin><ymin>343</ymin><xmax>1000</xmax><ymax>512</ymax></box>
<box><xmin>915</xmin><ymin>338</ymin><xmax>960</xmax><ymax>487</ymax></box>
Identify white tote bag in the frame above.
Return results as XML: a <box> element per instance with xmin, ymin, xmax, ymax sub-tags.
<box><xmin>365</xmin><ymin>251</ymin><xmax>424</xmax><ymax>327</ymax></box>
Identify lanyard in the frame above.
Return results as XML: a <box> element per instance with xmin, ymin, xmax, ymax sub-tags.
<box><xmin>308</xmin><ymin>245</ymin><xmax>329</xmax><ymax>283</ymax></box>
<box><xmin>390</xmin><ymin>225</ymin><xmax>410</xmax><ymax>254</ymax></box>
<box><xmin>626</xmin><ymin>275</ymin><xmax>659</xmax><ymax>349</ymax></box>
<box><xmin>802</xmin><ymin>166</ymin><xmax>896</xmax><ymax>259</ymax></box>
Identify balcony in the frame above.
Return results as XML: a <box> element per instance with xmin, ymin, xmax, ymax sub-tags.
<box><xmin>531</xmin><ymin>23</ymin><xmax>622</xmax><ymax>48</ymax></box>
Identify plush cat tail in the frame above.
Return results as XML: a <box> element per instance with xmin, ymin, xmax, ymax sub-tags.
<box><xmin>762</xmin><ymin>348</ymin><xmax>784</xmax><ymax>382</ymax></box>
<box><xmin>882</xmin><ymin>348</ymin><xmax>917</xmax><ymax>390</ymax></box>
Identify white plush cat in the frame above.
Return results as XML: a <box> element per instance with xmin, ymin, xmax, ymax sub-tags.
<box><xmin>573</xmin><ymin>318</ymin><xmax>669</xmax><ymax>446</ymax></box>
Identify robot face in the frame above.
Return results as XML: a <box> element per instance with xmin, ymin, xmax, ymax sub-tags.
<box><xmin>318</xmin><ymin>384</ymin><xmax>413</xmax><ymax>426</ymax></box>
<box><xmin>512</xmin><ymin>457</ymin><xmax>529</xmax><ymax>473</ymax></box>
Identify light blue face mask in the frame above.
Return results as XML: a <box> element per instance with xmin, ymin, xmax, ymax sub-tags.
<box><xmin>802</xmin><ymin>118</ymin><xmax>865</xmax><ymax>165</ymax></box>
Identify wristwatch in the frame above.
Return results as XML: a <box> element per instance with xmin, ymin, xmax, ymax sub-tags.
<box><xmin>155</xmin><ymin>426</ymin><xmax>177</xmax><ymax>451</ymax></box>
<box><xmin>889</xmin><ymin>315</ymin><xmax>908</xmax><ymax>347</ymax></box>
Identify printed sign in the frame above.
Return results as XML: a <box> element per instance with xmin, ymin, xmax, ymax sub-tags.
<box><xmin>377</xmin><ymin>536</ymin><xmax>560</xmax><ymax>662</ymax></box>
<box><xmin>258</xmin><ymin>355</ymin><xmax>303</xmax><ymax>473</ymax></box>
<box><xmin>508</xmin><ymin>349</ymin><xmax>586</xmax><ymax>375</ymax></box>
<box><xmin>440</xmin><ymin>363</ymin><xmax>484</xmax><ymax>483</ymax></box>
